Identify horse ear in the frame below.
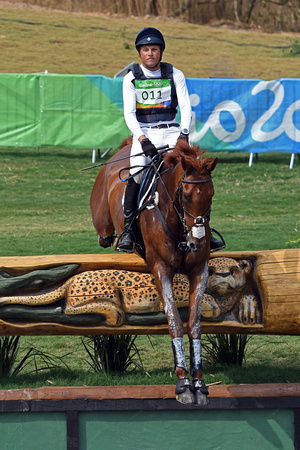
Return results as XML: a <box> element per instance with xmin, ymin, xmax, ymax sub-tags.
<box><xmin>181</xmin><ymin>156</ymin><xmax>192</xmax><ymax>174</ymax></box>
<box><xmin>205</xmin><ymin>158</ymin><xmax>218</xmax><ymax>173</ymax></box>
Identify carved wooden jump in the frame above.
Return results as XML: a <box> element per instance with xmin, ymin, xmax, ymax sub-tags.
<box><xmin>0</xmin><ymin>248</ymin><xmax>299</xmax><ymax>336</ymax></box>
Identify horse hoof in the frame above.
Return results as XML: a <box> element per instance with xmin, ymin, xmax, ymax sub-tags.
<box><xmin>175</xmin><ymin>377</ymin><xmax>194</xmax><ymax>404</ymax></box>
<box><xmin>194</xmin><ymin>390</ymin><xmax>209</xmax><ymax>406</ymax></box>
<box><xmin>193</xmin><ymin>379</ymin><xmax>209</xmax><ymax>407</ymax></box>
<box><xmin>176</xmin><ymin>390</ymin><xmax>195</xmax><ymax>404</ymax></box>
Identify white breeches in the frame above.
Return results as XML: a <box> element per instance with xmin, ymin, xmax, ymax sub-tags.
<box><xmin>130</xmin><ymin>126</ymin><xmax>181</xmax><ymax>184</ymax></box>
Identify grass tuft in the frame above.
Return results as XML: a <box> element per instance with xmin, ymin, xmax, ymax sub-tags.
<box><xmin>81</xmin><ymin>335</ymin><xmax>147</xmax><ymax>374</ymax></box>
<box><xmin>0</xmin><ymin>335</ymin><xmax>69</xmax><ymax>378</ymax></box>
<box><xmin>201</xmin><ymin>334</ymin><xmax>253</xmax><ymax>367</ymax></box>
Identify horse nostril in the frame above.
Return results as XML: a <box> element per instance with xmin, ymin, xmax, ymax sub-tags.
<box><xmin>189</xmin><ymin>242</ymin><xmax>197</xmax><ymax>252</ymax></box>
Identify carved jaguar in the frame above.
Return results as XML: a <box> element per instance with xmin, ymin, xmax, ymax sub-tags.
<box><xmin>207</xmin><ymin>257</ymin><xmax>261</xmax><ymax>324</ymax></box>
<box><xmin>0</xmin><ymin>258</ymin><xmax>261</xmax><ymax>326</ymax></box>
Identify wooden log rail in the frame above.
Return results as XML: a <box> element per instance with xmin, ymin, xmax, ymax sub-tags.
<box><xmin>0</xmin><ymin>384</ymin><xmax>299</xmax><ymax>450</ymax></box>
<box><xmin>1</xmin><ymin>383</ymin><xmax>299</xmax><ymax>402</ymax></box>
<box><xmin>0</xmin><ymin>249</ymin><xmax>299</xmax><ymax>336</ymax></box>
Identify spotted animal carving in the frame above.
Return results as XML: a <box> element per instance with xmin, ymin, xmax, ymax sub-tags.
<box><xmin>0</xmin><ymin>270</ymin><xmax>189</xmax><ymax>326</ymax></box>
<box><xmin>206</xmin><ymin>257</ymin><xmax>261</xmax><ymax>324</ymax></box>
<box><xmin>0</xmin><ymin>258</ymin><xmax>261</xmax><ymax>326</ymax></box>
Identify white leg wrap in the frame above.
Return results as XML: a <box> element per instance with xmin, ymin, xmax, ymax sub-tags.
<box><xmin>190</xmin><ymin>339</ymin><xmax>202</xmax><ymax>376</ymax></box>
<box><xmin>172</xmin><ymin>337</ymin><xmax>188</xmax><ymax>372</ymax></box>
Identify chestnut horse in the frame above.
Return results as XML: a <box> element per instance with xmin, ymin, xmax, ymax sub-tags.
<box><xmin>90</xmin><ymin>139</ymin><xmax>218</xmax><ymax>405</ymax></box>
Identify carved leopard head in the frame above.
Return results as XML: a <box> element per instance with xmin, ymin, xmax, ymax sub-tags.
<box><xmin>207</xmin><ymin>257</ymin><xmax>252</xmax><ymax>296</ymax></box>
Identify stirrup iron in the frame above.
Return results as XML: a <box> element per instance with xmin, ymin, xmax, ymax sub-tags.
<box><xmin>210</xmin><ymin>228</ymin><xmax>226</xmax><ymax>252</ymax></box>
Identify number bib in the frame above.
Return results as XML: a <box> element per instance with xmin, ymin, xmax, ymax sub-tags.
<box><xmin>135</xmin><ymin>79</ymin><xmax>172</xmax><ymax>110</ymax></box>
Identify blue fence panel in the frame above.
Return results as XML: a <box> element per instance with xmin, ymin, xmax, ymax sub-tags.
<box><xmin>187</xmin><ymin>78</ymin><xmax>300</xmax><ymax>153</ymax></box>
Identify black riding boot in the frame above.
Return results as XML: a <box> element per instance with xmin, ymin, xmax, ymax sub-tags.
<box><xmin>117</xmin><ymin>178</ymin><xmax>140</xmax><ymax>253</ymax></box>
<box><xmin>210</xmin><ymin>232</ymin><xmax>226</xmax><ymax>252</ymax></box>
<box><xmin>207</xmin><ymin>210</ymin><xmax>226</xmax><ymax>252</ymax></box>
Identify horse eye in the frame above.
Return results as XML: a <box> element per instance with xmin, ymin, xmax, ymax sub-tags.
<box><xmin>183</xmin><ymin>193</ymin><xmax>189</xmax><ymax>201</ymax></box>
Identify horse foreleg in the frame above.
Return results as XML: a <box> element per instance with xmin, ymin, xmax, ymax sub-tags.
<box><xmin>188</xmin><ymin>261</ymin><xmax>210</xmax><ymax>406</ymax></box>
<box><xmin>156</xmin><ymin>273</ymin><xmax>187</xmax><ymax>373</ymax></box>
<box><xmin>152</xmin><ymin>267</ymin><xmax>194</xmax><ymax>404</ymax></box>
<box><xmin>190</xmin><ymin>339</ymin><xmax>209</xmax><ymax>405</ymax></box>
<box><xmin>188</xmin><ymin>261</ymin><xmax>209</xmax><ymax>368</ymax></box>
<box><xmin>172</xmin><ymin>337</ymin><xmax>195</xmax><ymax>404</ymax></box>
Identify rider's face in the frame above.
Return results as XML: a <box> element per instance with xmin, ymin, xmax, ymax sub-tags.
<box><xmin>139</xmin><ymin>45</ymin><xmax>161</xmax><ymax>71</ymax></box>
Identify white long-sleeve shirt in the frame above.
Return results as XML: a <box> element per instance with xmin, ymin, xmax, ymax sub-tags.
<box><xmin>123</xmin><ymin>64</ymin><xmax>192</xmax><ymax>140</ymax></box>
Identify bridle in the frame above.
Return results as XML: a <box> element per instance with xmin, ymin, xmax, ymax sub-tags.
<box><xmin>177</xmin><ymin>172</ymin><xmax>212</xmax><ymax>236</ymax></box>
<box><xmin>152</xmin><ymin>166</ymin><xmax>213</xmax><ymax>253</ymax></box>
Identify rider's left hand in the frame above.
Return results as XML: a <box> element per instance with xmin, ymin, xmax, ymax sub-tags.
<box><xmin>141</xmin><ymin>138</ymin><xmax>158</xmax><ymax>158</ymax></box>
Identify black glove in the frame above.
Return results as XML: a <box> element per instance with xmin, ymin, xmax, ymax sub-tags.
<box><xmin>141</xmin><ymin>138</ymin><xmax>158</xmax><ymax>158</ymax></box>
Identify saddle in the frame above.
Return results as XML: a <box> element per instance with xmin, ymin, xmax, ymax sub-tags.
<box><xmin>137</xmin><ymin>156</ymin><xmax>165</xmax><ymax>211</ymax></box>
<box><xmin>129</xmin><ymin>155</ymin><xmax>166</xmax><ymax>259</ymax></box>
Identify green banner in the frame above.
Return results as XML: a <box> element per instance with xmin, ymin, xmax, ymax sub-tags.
<box><xmin>1</xmin><ymin>74</ymin><xmax>299</xmax><ymax>153</ymax></box>
<box><xmin>0</xmin><ymin>74</ymin><xmax>41</xmax><ymax>147</ymax></box>
<box><xmin>0</xmin><ymin>74</ymin><xmax>129</xmax><ymax>149</ymax></box>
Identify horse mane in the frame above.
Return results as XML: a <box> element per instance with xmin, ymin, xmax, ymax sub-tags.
<box><xmin>164</xmin><ymin>139</ymin><xmax>213</xmax><ymax>172</ymax></box>
<box><xmin>120</xmin><ymin>136</ymin><xmax>215</xmax><ymax>172</ymax></box>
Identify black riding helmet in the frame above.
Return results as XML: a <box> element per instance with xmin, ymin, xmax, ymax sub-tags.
<box><xmin>135</xmin><ymin>27</ymin><xmax>165</xmax><ymax>52</ymax></box>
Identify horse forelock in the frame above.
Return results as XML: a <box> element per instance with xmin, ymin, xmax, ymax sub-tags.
<box><xmin>164</xmin><ymin>140</ymin><xmax>213</xmax><ymax>173</ymax></box>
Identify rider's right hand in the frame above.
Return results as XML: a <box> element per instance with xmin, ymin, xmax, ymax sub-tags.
<box><xmin>141</xmin><ymin>138</ymin><xmax>158</xmax><ymax>159</ymax></box>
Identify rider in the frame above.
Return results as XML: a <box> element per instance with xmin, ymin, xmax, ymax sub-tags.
<box><xmin>118</xmin><ymin>27</ymin><xmax>224</xmax><ymax>253</ymax></box>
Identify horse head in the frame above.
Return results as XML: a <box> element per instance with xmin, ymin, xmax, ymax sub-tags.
<box><xmin>166</xmin><ymin>140</ymin><xmax>218</xmax><ymax>253</ymax></box>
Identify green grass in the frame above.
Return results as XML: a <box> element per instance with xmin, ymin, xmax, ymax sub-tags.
<box><xmin>1</xmin><ymin>147</ymin><xmax>299</xmax><ymax>256</ymax></box>
<box><xmin>0</xmin><ymin>6</ymin><xmax>299</xmax><ymax>79</ymax></box>
<box><xmin>0</xmin><ymin>334</ymin><xmax>299</xmax><ymax>389</ymax></box>
<box><xmin>209</xmin><ymin>151</ymin><xmax>300</xmax><ymax>251</ymax></box>
<box><xmin>0</xmin><ymin>147</ymin><xmax>100</xmax><ymax>256</ymax></box>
